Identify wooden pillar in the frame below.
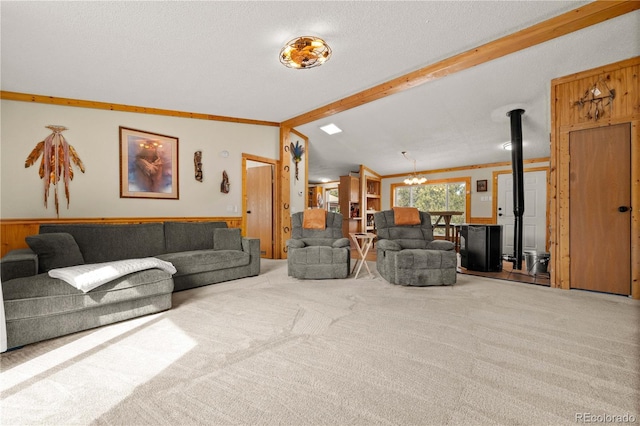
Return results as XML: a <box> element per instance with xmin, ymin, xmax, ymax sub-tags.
<box><xmin>278</xmin><ymin>125</ymin><xmax>292</xmax><ymax>259</ymax></box>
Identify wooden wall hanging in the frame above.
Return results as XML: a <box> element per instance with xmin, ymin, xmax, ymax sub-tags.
<box><xmin>194</xmin><ymin>150</ymin><xmax>203</xmax><ymax>182</ymax></box>
<box><xmin>220</xmin><ymin>170</ymin><xmax>230</xmax><ymax>193</ymax></box>
<box><xmin>573</xmin><ymin>77</ymin><xmax>615</xmax><ymax>121</ymax></box>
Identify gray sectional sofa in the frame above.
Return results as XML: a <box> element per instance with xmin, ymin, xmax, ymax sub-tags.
<box><xmin>1</xmin><ymin>221</ymin><xmax>260</xmax><ymax>350</ymax></box>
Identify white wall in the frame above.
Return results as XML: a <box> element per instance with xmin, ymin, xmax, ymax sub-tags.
<box><xmin>381</xmin><ymin>160</ymin><xmax>549</xmax><ymax>218</ymax></box>
<box><xmin>0</xmin><ymin>100</ymin><xmax>280</xmax><ymax>219</ymax></box>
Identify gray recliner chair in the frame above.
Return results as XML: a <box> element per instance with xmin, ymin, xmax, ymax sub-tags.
<box><xmin>374</xmin><ymin>209</ymin><xmax>457</xmax><ymax>286</ymax></box>
<box><xmin>286</xmin><ymin>211</ymin><xmax>351</xmax><ymax>279</ymax></box>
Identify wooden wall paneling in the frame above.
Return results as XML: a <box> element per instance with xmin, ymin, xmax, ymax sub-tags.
<box><xmin>631</xmin><ymin>121</ymin><xmax>639</xmax><ymax>299</ymax></box>
<box><xmin>630</xmin><ymin>64</ymin><xmax>640</xmax><ymax>115</ymax></box>
<box><xmin>1</xmin><ymin>222</ymin><xmax>38</xmax><ymax>256</ymax></box>
<box><xmin>551</xmin><ymin>56</ymin><xmax>640</xmax><ymax>299</ymax></box>
<box><xmin>557</xmin><ymin>131</ymin><xmax>571</xmax><ymax>290</ymax></box>
<box><xmin>548</xmin><ymin>79</ymin><xmax>558</xmax><ymax>287</ymax></box>
<box><xmin>242</xmin><ymin>156</ymin><xmax>248</xmax><ymax>236</ymax></box>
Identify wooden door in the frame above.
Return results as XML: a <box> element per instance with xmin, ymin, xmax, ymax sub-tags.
<box><xmin>569</xmin><ymin>123</ymin><xmax>631</xmax><ymax>295</ymax></box>
<box><xmin>246</xmin><ymin>164</ymin><xmax>273</xmax><ymax>258</ymax></box>
<box><xmin>497</xmin><ymin>170</ymin><xmax>547</xmax><ymax>255</ymax></box>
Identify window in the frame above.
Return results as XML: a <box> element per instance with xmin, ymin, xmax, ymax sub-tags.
<box><xmin>393</xmin><ymin>179</ymin><xmax>468</xmax><ymax>234</ymax></box>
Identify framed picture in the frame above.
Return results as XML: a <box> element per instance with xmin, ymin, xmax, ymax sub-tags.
<box><xmin>476</xmin><ymin>179</ymin><xmax>488</xmax><ymax>192</ymax></box>
<box><xmin>119</xmin><ymin>127</ymin><xmax>179</xmax><ymax>199</ymax></box>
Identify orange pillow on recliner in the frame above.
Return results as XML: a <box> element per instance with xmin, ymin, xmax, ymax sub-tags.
<box><xmin>303</xmin><ymin>209</ymin><xmax>327</xmax><ymax>229</ymax></box>
<box><xmin>393</xmin><ymin>207</ymin><xmax>421</xmax><ymax>225</ymax></box>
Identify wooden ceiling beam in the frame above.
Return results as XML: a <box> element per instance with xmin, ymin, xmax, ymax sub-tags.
<box><xmin>281</xmin><ymin>0</ymin><xmax>640</xmax><ymax>128</ymax></box>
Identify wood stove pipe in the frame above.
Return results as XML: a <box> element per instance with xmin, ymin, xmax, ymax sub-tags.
<box><xmin>506</xmin><ymin>108</ymin><xmax>525</xmax><ymax>270</ymax></box>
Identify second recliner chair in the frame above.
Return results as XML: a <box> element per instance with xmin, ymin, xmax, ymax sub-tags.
<box><xmin>286</xmin><ymin>210</ymin><xmax>351</xmax><ymax>279</ymax></box>
<box><xmin>374</xmin><ymin>208</ymin><xmax>457</xmax><ymax>286</ymax></box>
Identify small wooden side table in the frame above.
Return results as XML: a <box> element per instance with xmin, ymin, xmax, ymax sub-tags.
<box><xmin>349</xmin><ymin>232</ymin><xmax>376</xmax><ymax>279</ymax></box>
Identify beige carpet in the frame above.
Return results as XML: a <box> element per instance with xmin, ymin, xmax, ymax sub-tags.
<box><xmin>1</xmin><ymin>260</ymin><xmax>638</xmax><ymax>426</ymax></box>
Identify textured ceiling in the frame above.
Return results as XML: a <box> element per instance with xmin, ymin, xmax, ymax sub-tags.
<box><xmin>2</xmin><ymin>1</ymin><xmax>639</xmax><ymax>183</ymax></box>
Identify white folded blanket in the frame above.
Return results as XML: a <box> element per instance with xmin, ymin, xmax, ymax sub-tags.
<box><xmin>48</xmin><ymin>257</ymin><xmax>177</xmax><ymax>293</ymax></box>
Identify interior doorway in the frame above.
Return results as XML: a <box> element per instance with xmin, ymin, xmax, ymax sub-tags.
<box><xmin>496</xmin><ymin>169</ymin><xmax>548</xmax><ymax>255</ymax></box>
<box><xmin>568</xmin><ymin>123</ymin><xmax>631</xmax><ymax>295</ymax></box>
<box><xmin>325</xmin><ymin>186</ymin><xmax>339</xmax><ymax>213</ymax></box>
<box><xmin>243</xmin><ymin>155</ymin><xmax>276</xmax><ymax>259</ymax></box>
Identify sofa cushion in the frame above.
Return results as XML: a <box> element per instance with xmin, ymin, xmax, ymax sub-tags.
<box><xmin>395</xmin><ymin>239</ymin><xmax>428</xmax><ymax>249</ymax></box>
<box><xmin>39</xmin><ymin>223</ymin><xmax>166</xmax><ymax>264</ymax></box>
<box><xmin>303</xmin><ymin>209</ymin><xmax>326</xmax><ymax>229</ymax></box>
<box><xmin>291</xmin><ymin>211</ymin><xmax>343</xmax><ymax>239</ymax></box>
<box><xmin>25</xmin><ymin>233</ymin><xmax>85</xmax><ymax>273</ymax></box>
<box><xmin>3</xmin><ymin>268</ymin><xmax>174</xmax><ymax>321</ymax></box>
<box><xmin>393</xmin><ymin>207</ymin><xmax>420</xmax><ymax>225</ymax></box>
<box><xmin>164</xmin><ymin>221</ymin><xmax>227</xmax><ymax>253</ymax></box>
<box><xmin>213</xmin><ymin>228</ymin><xmax>242</xmax><ymax>251</ymax></box>
<box><xmin>158</xmin><ymin>250</ymin><xmax>250</xmax><ymax>276</ymax></box>
<box><xmin>300</xmin><ymin>238</ymin><xmax>338</xmax><ymax>247</ymax></box>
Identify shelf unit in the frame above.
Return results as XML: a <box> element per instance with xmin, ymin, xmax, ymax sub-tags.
<box><xmin>363</xmin><ymin>176</ymin><xmax>381</xmax><ymax>233</ymax></box>
<box><xmin>308</xmin><ymin>186</ymin><xmax>323</xmax><ymax>208</ymax></box>
<box><xmin>339</xmin><ymin>175</ymin><xmax>361</xmax><ymax>241</ymax></box>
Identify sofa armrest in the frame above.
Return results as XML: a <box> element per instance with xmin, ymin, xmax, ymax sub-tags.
<box><xmin>426</xmin><ymin>240</ymin><xmax>455</xmax><ymax>251</ymax></box>
<box><xmin>286</xmin><ymin>239</ymin><xmax>306</xmax><ymax>249</ymax></box>
<box><xmin>377</xmin><ymin>239</ymin><xmax>401</xmax><ymax>251</ymax></box>
<box><xmin>241</xmin><ymin>237</ymin><xmax>261</xmax><ymax>276</ymax></box>
<box><xmin>332</xmin><ymin>238</ymin><xmax>350</xmax><ymax>248</ymax></box>
<box><xmin>242</xmin><ymin>237</ymin><xmax>260</xmax><ymax>255</ymax></box>
<box><xmin>1</xmin><ymin>249</ymin><xmax>38</xmax><ymax>281</ymax></box>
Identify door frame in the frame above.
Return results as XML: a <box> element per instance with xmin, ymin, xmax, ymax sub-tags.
<box><xmin>242</xmin><ymin>153</ymin><xmax>279</xmax><ymax>259</ymax></box>
<box><xmin>556</xmin><ymin>118</ymin><xmax>638</xmax><ymax>297</ymax></box>
<box><xmin>492</xmin><ymin>166</ymin><xmax>550</xmax><ymax>252</ymax></box>
<box><xmin>494</xmin><ymin>167</ymin><xmax>549</xmax><ymax>254</ymax></box>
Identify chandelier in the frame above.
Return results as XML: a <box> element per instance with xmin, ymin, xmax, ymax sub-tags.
<box><xmin>279</xmin><ymin>36</ymin><xmax>332</xmax><ymax>69</ymax></box>
<box><xmin>402</xmin><ymin>151</ymin><xmax>427</xmax><ymax>185</ymax></box>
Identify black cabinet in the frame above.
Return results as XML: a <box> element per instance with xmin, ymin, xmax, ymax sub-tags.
<box><xmin>460</xmin><ymin>225</ymin><xmax>503</xmax><ymax>272</ymax></box>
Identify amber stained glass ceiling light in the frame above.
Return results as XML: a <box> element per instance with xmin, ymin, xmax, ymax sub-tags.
<box><xmin>280</xmin><ymin>36</ymin><xmax>332</xmax><ymax>69</ymax></box>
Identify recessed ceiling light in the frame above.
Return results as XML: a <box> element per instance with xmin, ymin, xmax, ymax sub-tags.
<box><xmin>320</xmin><ymin>123</ymin><xmax>342</xmax><ymax>135</ymax></box>
<box><xmin>502</xmin><ymin>142</ymin><xmax>512</xmax><ymax>151</ymax></box>
<box><xmin>320</xmin><ymin>178</ymin><xmax>330</xmax><ymax>183</ymax></box>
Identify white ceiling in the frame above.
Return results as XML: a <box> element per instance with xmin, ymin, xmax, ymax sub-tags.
<box><xmin>2</xmin><ymin>1</ymin><xmax>638</xmax><ymax>183</ymax></box>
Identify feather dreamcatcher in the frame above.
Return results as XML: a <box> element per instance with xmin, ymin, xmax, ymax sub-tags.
<box><xmin>25</xmin><ymin>125</ymin><xmax>85</xmax><ymax>216</ymax></box>
<box><xmin>290</xmin><ymin>141</ymin><xmax>304</xmax><ymax>181</ymax></box>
